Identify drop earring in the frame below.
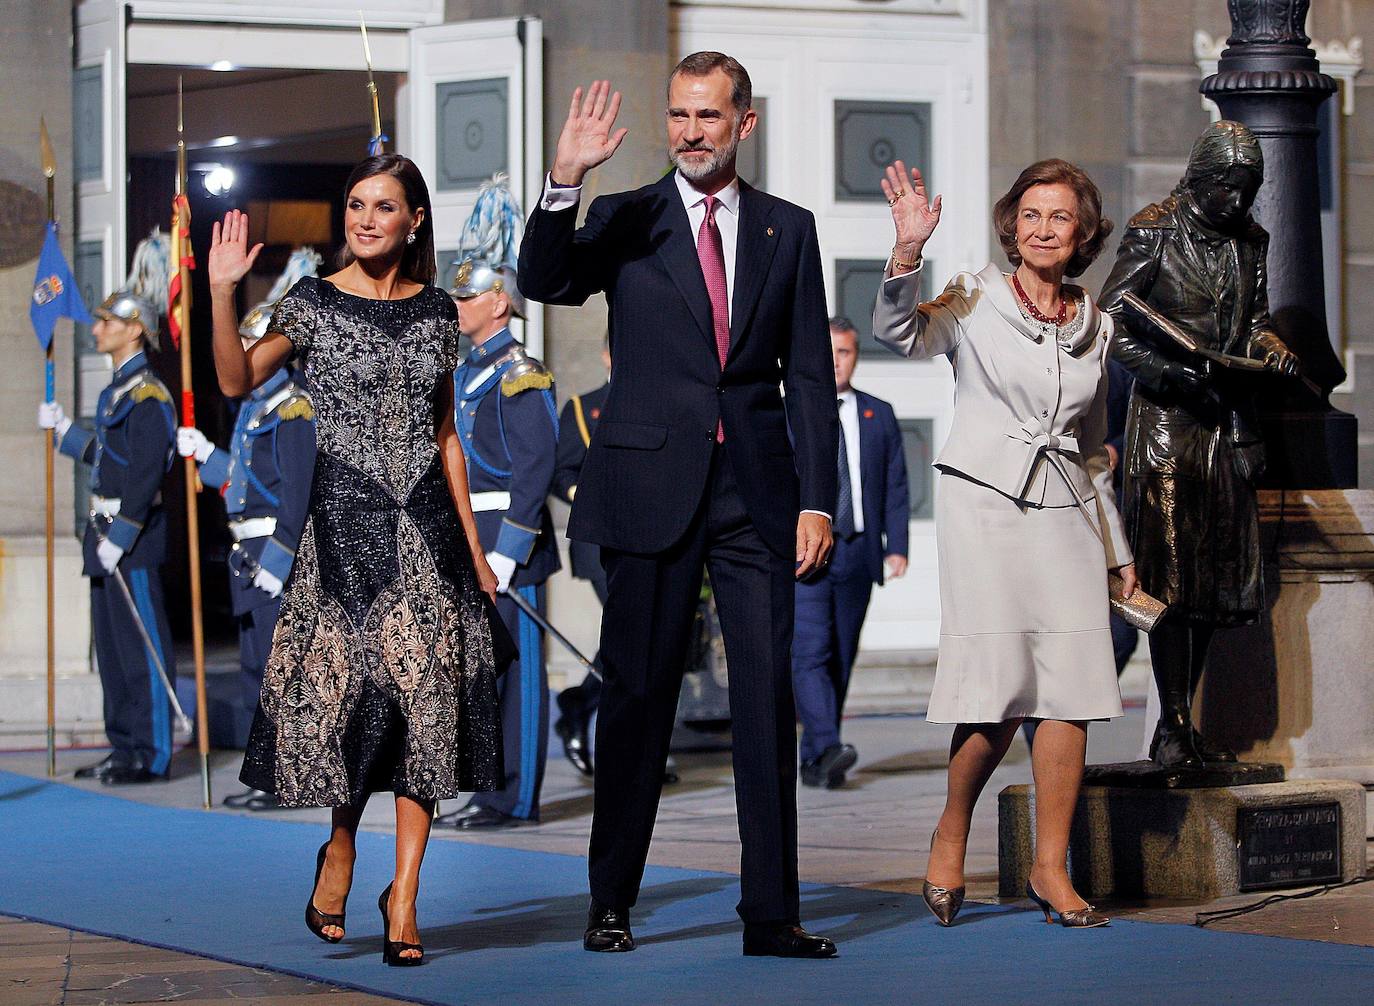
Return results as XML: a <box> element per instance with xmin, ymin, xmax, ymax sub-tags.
<box><xmin>406</xmin><ymin>231</ymin><xmax>416</xmax><ymax>245</ymax></box>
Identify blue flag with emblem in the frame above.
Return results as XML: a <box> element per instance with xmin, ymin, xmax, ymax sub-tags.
<box><xmin>30</xmin><ymin>221</ymin><xmax>92</xmax><ymax>353</ymax></box>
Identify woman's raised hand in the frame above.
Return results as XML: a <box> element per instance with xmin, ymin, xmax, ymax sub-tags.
<box><xmin>551</xmin><ymin>80</ymin><xmax>629</xmax><ymax>187</ymax></box>
<box><xmin>881</xmin><ymin>160</ymin><xmax>942</xmax><ymax>261</ymax></box>
<box><xmin>208</xmin><ymin>209</ymin><xmax>263</xmax><ymax>292</ymax></box>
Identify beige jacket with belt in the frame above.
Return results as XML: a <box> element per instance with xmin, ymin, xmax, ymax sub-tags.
<box><xmin>873</xmin><ymin>261</ymin><xmax>1132</xmax><ymax>570</ymax></box>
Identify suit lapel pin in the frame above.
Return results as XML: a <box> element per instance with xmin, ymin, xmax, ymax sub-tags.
<box><xmin>767</xmin><ymin>227</ymin><xmax>774</xmax><ymax>237</ymax></box>
<box><xmin>863</xmin><ymin>409</ymin><xmax>874</xmax><ymax>419</ymax></box>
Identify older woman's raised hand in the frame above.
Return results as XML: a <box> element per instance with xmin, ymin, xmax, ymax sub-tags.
<box><xmin>881</xmin><ymin>160</ymin><xmax>942</xmax><ymax>264</ymax></box>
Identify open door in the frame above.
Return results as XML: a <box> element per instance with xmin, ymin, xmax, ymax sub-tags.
<box><xmin>401</xmin><ymin>17</ymin><xmax>544</xmax><ymax>356</ymax></box>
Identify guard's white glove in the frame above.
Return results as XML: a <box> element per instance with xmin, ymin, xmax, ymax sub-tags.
<box><xmin>486</xmin><ymin>551</ymin><xmax>517</xmax><ymax>594</ymax></box>
<box><xmin>176</xmin><ymin>426</ymin><xmax>215</xmax><ymax>464</ymax></box>
<box><xmin>96</xmin><ymin>538</ymin><xmax>124</xmax><ymax>575</ymax></box>
<box><xmin>252</xmin><ymin>567</ymin><xmax>284</xmax><ymax>599</ymax></box>
<box><xmin>38</xmin><ymin>401</ymin><xmax>72</xmax><ymax>439</ymax></box>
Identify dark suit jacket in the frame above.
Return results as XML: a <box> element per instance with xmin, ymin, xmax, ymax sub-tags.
<box><xmin>850</xmin><ymin>389</ymin><xmax>909</xmax><ymax>585</ymax></box>
<box><xmin>518</xmin><ymin>172</ymin><xmax>837</xmax><ymax>558</ymax></box>
<box><xmin>553</xmin><ymin>382</ymin><xmax>608</xmax><ymax>581</ymax></box>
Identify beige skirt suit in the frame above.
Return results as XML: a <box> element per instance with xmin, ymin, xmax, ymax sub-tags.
<box><xmin>874</xmin><ymin>262</ymin><xmax>1131</xmax><ymax>724</ymax></box>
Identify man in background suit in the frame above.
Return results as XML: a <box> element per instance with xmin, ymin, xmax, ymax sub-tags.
<box><xmin>518</xmin><ymin>54</ymin><xmax>839</xmax><ymax>958</ymax></box>
<box><xmin>793</xmin><ymin>317</ymin><xmax>909</xmax><ymax>789</ymax></box>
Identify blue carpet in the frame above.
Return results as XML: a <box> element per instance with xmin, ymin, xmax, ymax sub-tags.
<box><xmin>1</xmin><ymin>771</ymin><xmax>1371</xmax><ymax>1005</ymax></box>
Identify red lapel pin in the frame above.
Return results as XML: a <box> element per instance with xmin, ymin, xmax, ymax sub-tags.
<box><xmin>863</xmin><ymin>409</ymin><xmax>874</xmax><ymax>419</ymax></box>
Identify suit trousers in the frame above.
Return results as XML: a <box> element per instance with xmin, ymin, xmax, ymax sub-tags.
<box><xmin>232</xmin><ymin>597</ymin><xmax>282</xmax><ymax>750</ymax></box>
<box><xmin>559</xmin><ymin>567</ymin><xmax>607</xmax><ymax>715</ymax></box>
<box><xmin>590</xmin><ymin>448</ymin><xmax>800</xmax><ymax>924</ymax></box>
<box><xmin>791</xmin><ymin>533</ymin><xmax>874</xmax><ymax>762</ymax></box>
<box><xmin>472</xmin><ymin>585</ymin><xmax>549</xmax><ymax>820</ymax></box>
<box><xmin>89</xmin><ymin>570</ymin><xmax>176</xmax><ymax>776</ymax></box>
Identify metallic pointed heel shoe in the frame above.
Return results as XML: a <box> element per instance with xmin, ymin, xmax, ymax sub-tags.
<box><xmin>923</xmin><ymin>828</ymin><xmax>966</xmax><ymax>926</ymax></box>
<box><xmin>1024</xmin><ymin>881</ymin><xmax>1110</xmax><ymax>928</ymax></box>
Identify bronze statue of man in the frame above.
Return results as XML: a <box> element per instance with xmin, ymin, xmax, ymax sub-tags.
<box><xmin>1100</xmin><ymin>120</ymin><xmax>1301</xmax><ymax>770</ymax></box>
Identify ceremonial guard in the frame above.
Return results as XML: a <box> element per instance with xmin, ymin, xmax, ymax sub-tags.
<box><xmin>178</xmin><ymin>250</ymin><xmax>321</xmax><ymax>807</ymax></box>
<box><xmin>437</xmin><ymin>178</ymin><xmax>561</xmax><ymax>830</ymax></box>
<box><xmin>550</xmin><ymin>344</ymin><xmax>610</xmax><ymax>776</ymax></box>
<box><xmin>38</xmin><ymin>232</ymin><xmax>179</xmax><ymax>784</ymax></box>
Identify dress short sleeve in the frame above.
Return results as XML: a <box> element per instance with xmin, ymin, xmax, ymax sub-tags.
<box><xmin>433</xmin><ymin>288</ymin><xmax>461</xmax><ymax>371</ymax></box>
<box><xmin>267</xmin><ymin>277</ymin><xmax>320</xmax><ymax>355</ymax></box>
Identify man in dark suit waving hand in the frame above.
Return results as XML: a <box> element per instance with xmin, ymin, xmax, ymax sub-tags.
<box><xmin>519</xmin><ymin>53</ymin><xmax>839</xmax><ymax>958</ymax></box>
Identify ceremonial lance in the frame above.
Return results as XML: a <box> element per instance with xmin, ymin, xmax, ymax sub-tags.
<box><xmin>360</xmin><ymin>11</ymin><xmax>386</xmax><ymax>155</ymax></box>
<box><xmin>31</xmin><ymin>118</ymin><xmax>93</xmax><ymax>776</ymax></box>
<box><xmin>171</xmin><ymin>78</ymin><xmax>213</xmax><ymax>809</ymax></box>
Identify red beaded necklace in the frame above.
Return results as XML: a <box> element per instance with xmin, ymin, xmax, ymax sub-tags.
<box><xmin>1012</xmin><ymin>272</ymin><xmax>1068</xmax><ymax>326</ymax></box>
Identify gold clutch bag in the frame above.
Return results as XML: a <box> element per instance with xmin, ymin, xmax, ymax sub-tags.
<box><xmin>1108</xmin><ymin>571</ymin><xmax>1168</xmax><ymax>633</ymax></box>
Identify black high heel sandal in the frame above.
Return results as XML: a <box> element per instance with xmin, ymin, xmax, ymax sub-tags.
<box><xmin>305</xmin><ymin>842</ymin><xmax>347</xmax><ymax>944</ymax></box>
<box><xmin>379</xmin><ymin>882</ymin><xmax>424</xmax><ymax>966</ymax></box>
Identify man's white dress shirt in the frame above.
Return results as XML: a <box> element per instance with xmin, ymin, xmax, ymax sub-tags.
<box><xmin>836</xmin><ymin>388</ymin><xmax>865</xmax><ymax>535</ymax></box>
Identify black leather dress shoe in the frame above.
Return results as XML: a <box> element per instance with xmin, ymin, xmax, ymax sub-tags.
<box><xmin>100</xmin><ymin>763</ymin><xmax>162</xmax><ymax>785</ymax></box>
<box><xmin>74</xmin><ymin>753</ymin><xmax>128</xmax><ymax>780</ymax></box>
<box><xmin>223</xmin><ymin>788</ymin><xmax>279</xmax><ymax>810</ymax></box>
<box><xmin>584</xmin><ymin>900</ymin><xmax>635</xmax><ymax>952</ymax></box>
<box><xmin>435</xmin><ymin>804</ymin><xmax>521</xmax><ymax>830</ymax></box>
<box><xmin>799</xmin><ymin>760</ymin><xmax>825</xmax><ymax>788</ymax></box>
<box><xmin>742</xmin><ymin>923</ymin><xmax>837</xmax><ymax>959</ymax></box>
<box><xmin>816</xmin><ymin>744</ymin><xmax>857</xmax><ymax>789</ymax></box>
<box><xmin>554</xmin><ymin>713</ymin><xmax>594</xmax><ymax>776</ymax></box>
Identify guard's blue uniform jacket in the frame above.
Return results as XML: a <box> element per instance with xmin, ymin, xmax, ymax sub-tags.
<box><xmin>57</xmin><ymin>349</ymin><xmax>178</xmax><ymax>775</ymax></box>
<box><xmin>198</xmin><ymin>367</ymin><xmax>316</xmax><ymax>615</ymax></box>
<box><xmin>453</xmin><ymin>327</ymin><xmax>559</xmax><ymax>821</ymax></box>
<box><xmin>453</xmin><ymin>328</ymin><xmax>561</xmax><ymax>585</ymax></box>
<box><xmin>59</xmin><ymin>351</ymin><xmax>177</xmax><ymax>575</ymax></box>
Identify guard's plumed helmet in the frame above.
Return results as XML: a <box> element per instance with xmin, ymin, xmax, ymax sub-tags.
<box><xmin>239</xmin><ymin>248</ymin><xmax>324</xmax><ymax>342</ymax></box>
<box><xmin>449</xmin><ymin>173</ymin><xmax>527</xmax><ymax>320</ymax></box>
<box><xmin>1185</xmin><ymin>120</ymin><xmax>1264</xmax><ymax>183</ymax></box>
<box><xmin>95</xmin><ymin>228</ymin><xmax>170</xmax><ymax>350</ymax></box>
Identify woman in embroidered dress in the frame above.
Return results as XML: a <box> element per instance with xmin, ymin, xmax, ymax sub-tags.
<box><xmin>873</xmin><ymin>159</ymin><xmax>1137</xmax><ymax>929</ymax></box>
<box><xmin>209</xmin><ymin>154</ymin><xmax>507</xmax><ymax>965</ymax></box>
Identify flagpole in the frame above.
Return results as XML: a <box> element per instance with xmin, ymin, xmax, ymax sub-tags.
<box><xmin>40</xmin><ymin>119</ymin><xmax>57</xmax><ymax>778</ymax></box>
<box><xmin>174</xmin><ymin>80</ymin><xmax>212</xmax><ymax>809</ymax></box>
<box><xmin>360</xmin><ymin>11</ymin><xmax>384</xmax><ymax>155</ymax></box>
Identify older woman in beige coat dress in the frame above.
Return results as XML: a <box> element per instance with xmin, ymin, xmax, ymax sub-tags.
<box><xmin>874</xmin><ymin>158</ymin><xmax>1137</xmax><ymax>929</ymax></box>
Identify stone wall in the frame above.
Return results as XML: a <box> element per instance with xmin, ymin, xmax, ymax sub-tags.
<box><xmin>0</xmin><ymin>2</ymin><xmax>97</xmax><ymax>742</ymax></box>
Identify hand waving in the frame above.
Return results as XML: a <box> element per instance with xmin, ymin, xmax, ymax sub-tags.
<box><xmin>551</xmin><ymin>81</ymin><xmax>629</xmax><ymax>187</ymax></box>
<box><xmin>208</xmin><ymin>209</ymin><xmax>263</xmax><ymax>291</ymax></box>
<box><xmin>880</xmin><ymin>160</ymin><xmax>942</xmax><ymax>264</ymax></box>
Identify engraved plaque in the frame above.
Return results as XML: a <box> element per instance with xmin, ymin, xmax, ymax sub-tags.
<box><xmin>836</xmin><ymin>257</ymin><xmax>932</xmax><ymax>357</ymax></box>
<box><xmin>1237</xmin><ymin>802</ymin><xmax>1342</xmax><ymax>891</ymax></box>
<box><xmin>834</xmin><ymin>99</ymin><xmax>931</xmax><ymax>202</ymax></box>
<box><xmin>898</xmin><ymin>418</ymin><xmax>934</xmax><ymax>519</ymax></box>
<box><xmin>435</xmin><ymin>78</ymin><xmax>508</xmax><ymax>191</ymax></box>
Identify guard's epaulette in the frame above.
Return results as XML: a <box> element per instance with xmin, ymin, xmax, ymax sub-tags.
<box><xmin>1127</xmin><ymin>197</ymin><xmax>1178</xmax><ymax>230</ymax></box>
<box><xmin>128</xmin><ymin>374</ymin><xmax>172</xmax><ymax>405</ymax></box>
<box><xmin>500</xmin><ymin>346</ymin><xmax>554</xmax><ymax>397</ymax></box>
<box><xmin>275</xmin><ymin>389</ymin><xmax>315</xmax><ymax>422</ymax></box>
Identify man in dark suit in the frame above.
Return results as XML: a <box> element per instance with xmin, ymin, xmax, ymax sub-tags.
<box><xmin>518</xmin><ymin>54</ymin><xmax>839</xmax><ymax>959</ymax></box>
<box><xmin>794</xmin><ymin>318</ymin><xmax>909</xmax><ymax>789</ymax></box>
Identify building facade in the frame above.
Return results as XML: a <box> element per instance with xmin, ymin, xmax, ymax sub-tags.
<box><xmin>0</xmin><ymin>0</ymin><xmax>1367</xmax><ymax>742</ymax></box>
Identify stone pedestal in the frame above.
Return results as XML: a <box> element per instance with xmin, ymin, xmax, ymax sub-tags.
<box><xmin>999</xmin><ymin>779</ymin><xmax>1366</xmax><ymax>900</ymax></box>
<box><xmin>1200</xmin><ymin>490</ymin><xmax>1374</xmax><ymax>785</ymax></box>
<box><xmin>0</xmin><ymin>534</ymin><xmax>101</xmax><ymax>748</ymax></box>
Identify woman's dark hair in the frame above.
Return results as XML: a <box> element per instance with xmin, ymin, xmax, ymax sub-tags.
<box><xmin>992</xmin><ymin>159</ymin><xmax>1113</xmax><ymax>278</ymax></box>
<box><xmin>337</xmin><ymin>153</ymin><xmax>437</xmax><ymax>285</ymax></box>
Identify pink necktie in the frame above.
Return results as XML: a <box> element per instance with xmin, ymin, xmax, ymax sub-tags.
<box><xmin>697</xmin><ymin>195</ymin><xmax>729</xmax><ymax>442</ymax></box>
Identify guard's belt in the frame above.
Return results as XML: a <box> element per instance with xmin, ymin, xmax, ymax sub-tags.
<box><xmin>469</xmin><ymin>491</ymin><xmax>512</xmax><ymax>513</ymax></box>
<box><xmin>89</xmin><ymin>492</ymin><xmax>162</xmax><ymax>518</ymax></box>
<box><xmin>228</xmin><ymin>516</ymin><xmax>278</xmax><ymax>541</ymax></box>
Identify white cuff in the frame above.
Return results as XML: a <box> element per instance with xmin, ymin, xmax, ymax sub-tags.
<box><xmin>540</xmin><ymin>173</ymin><xmax>582</xmax><ymax>212</ymax></box>
<box><xmin>801</xmin><ymin>509</ymin><xmax>833</xmax><ymax>522</ymax></box>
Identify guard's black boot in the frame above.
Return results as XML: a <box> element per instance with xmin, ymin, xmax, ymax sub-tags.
<box><xmin>1192</xmin><ymin>728</ymin><xmax>1237</xmax><ymax>764</ymax></box>
<box><xmin>1149</xmin><ymin>721</ymin><xmax>1203</xmax><ymax>770</ymax></box>
<box><xmin>554</xmin><ymin>690</ymin><xmax>594</xmax><ymax>777</ymax></box>
<box><xmin>74</xmin><ymin>752</ymin><xmax>128</xmax><ymax>780</ymax></box>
